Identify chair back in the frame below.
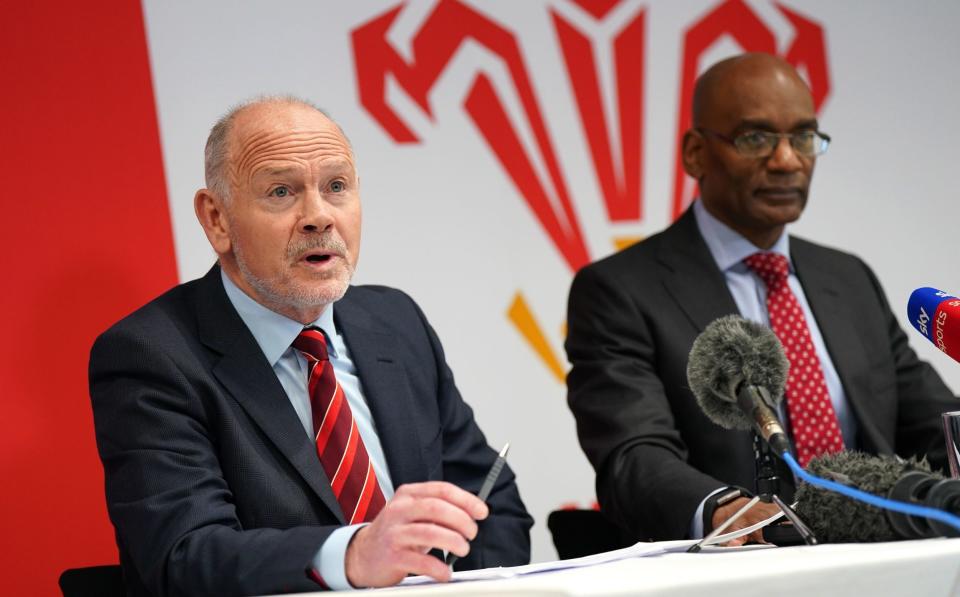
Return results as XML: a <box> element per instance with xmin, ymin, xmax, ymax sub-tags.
<box><xmin>547</xmin><ymin>509</ymin><xmax>634</xmax><ymax>559</ymax></box>
<box><xmin>59</xmin><ymin>565</ymin><xmax>123</xmax><ymax>597</ymax></box>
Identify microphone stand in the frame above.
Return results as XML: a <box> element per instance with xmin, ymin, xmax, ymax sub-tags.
<box><xmin>754</xmin><ymin>434</ymin><xmax>818</xmax><ymax>545</ymax></box>
<box><xmin>688</xmin><ymin>434</ymin><xmax>818</xmax><ymax>552</ymax></box>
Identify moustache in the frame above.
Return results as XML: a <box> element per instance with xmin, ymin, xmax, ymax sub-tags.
<box><xmin>287</xmin><ymin>235</ymin><xmax>348</xmax><ymax>260</ymax></box>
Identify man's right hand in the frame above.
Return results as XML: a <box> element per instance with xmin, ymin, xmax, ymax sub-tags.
<box><xmin>344</xmin><ymin>481</ymin><xmax>489</xmax><ymax>588</ymax></box>
<box><xmin>711</xmin><ymin>497</ymin><xmax>781</xmax><ymax>546</ymax></box>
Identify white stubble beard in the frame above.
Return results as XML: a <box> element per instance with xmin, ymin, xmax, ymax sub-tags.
<box><xmin>230</xmin><ymin>230</ymin><xmax>354</xmax><ymax>317</ymax></box>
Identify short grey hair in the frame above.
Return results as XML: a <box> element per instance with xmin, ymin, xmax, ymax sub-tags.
<box><xmin>203</xmin><ymin>95</ymin><xmax>348</xmax><ymax>201</ymax></box>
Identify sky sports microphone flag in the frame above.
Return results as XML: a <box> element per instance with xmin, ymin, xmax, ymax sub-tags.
<box><xmin>907</xmin><ymin>287</ymin><xmax>960</xmax><ymax>363</ymax></box>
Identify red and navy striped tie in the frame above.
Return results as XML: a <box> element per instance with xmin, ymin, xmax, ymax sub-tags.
<box><xmin>293</xmin><ymin>328</ymin><xmax>386</xmax><ymax>523</ymax></box>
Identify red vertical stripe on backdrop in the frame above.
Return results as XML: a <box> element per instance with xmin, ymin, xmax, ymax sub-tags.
<box><xmin>0</xmin><ymin>1</ymin><xmax>177</xmax><ymax>595</ymax></box>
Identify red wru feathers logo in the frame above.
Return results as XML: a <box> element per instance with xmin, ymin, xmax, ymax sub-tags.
<box><xmin>351</xmin><ymin>0</ymin><xmax>830</xmax><ymax>378</ymax></box>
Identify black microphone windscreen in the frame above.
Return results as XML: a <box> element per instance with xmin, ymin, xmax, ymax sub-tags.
<box><xmin>687</xmin><ymin>315</ymin><xmax>788</xmax><ymax>430</ymax></box>
<box><xmin>794</xmin><ymin>451</ymin><xmax>935</xmax><ymax>542</ymax></box>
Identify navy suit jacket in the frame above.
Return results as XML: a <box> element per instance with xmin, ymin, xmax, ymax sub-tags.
<box><xmin>90</xmin><ymin>266</ymin><xmax>532</xmax><ymax>596</ymax></box>
<box><xmin>566</xmin><ymin>208</ymin><xmax>958</xmax><ymax>541</ymax></box>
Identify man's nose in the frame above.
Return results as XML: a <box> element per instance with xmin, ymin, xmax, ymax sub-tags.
<box><xmin>300</xmin><ymin>191</ymin><xmax>334</xmax><ymax>232</ymax></box>
<box><xmin>766</xmin><ymin>136</ymin><xmax>804</xmax><ymax>172</ymax></box>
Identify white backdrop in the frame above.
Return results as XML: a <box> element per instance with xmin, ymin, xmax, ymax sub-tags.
<box><xmin>142</xmin><ymin>0</ymin><xmax>960</xmax><ymax>562</ymax></box>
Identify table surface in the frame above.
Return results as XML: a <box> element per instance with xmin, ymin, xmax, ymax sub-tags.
<box><xmin>288</xmin><ymin>538</ymin><xmax>960</xmax><ymax>597</ymax></box>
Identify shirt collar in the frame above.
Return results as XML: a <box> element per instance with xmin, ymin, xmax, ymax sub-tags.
<box><xmin>692</xmin><ymin>199</ymin><xmax>793</xmax><ymax>273</ymax></box>
<box><xmin>220</xmin><ymin>269</ymin><xmax>339</xmax><ymax>365</ymax></box>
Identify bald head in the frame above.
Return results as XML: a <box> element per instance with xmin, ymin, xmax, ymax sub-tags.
<box><xmin>692</xmin><ymin>53</ymin><xmax>813</xmax><ymax>127</ymax></box>
<box><xmin>204</xmin><ymin>96</ymin><xmax>351</xmax><ymax>201</ymax></box>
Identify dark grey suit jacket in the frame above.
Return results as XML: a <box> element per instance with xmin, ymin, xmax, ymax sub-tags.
<box><xmin>566</xmin><ymin>208</ymin><xmax>958</xmax><ymax>541</ymax></box>
<box><xmin>89</xmin><ymin>266</ymin><xmax>532</xmax><ymax>597</ymax></box>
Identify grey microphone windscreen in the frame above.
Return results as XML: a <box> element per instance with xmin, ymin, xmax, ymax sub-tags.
<box><xmin>794</xmin><ymin>451</ymin><xmax>936</xmax><ymax>542</ymax></box>
<box><xmin>686</xmin><ymin>315</ymin><xmax>788</xmax><ymax>430</ymax></box>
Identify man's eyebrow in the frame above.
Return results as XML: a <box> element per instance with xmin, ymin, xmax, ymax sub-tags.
<box><xmin>255</xmin><ymin>166</ymin><xmax>299</xmax><ymax>177</ymax></box>
<box><xmin>251</xmin><ymin>159</ymin><xmax>356</xmax><ymax>179</ymax></box>
<box><xmin>736</xmin><ymin>118</ymin><xmax>820</xmax><ymax>131</ymax></box>
<box><xmin>734</xmin><ymin>119</ymin><xmax>777</xmax><ymax>132</ymax></box>
<box><xmin>790</xmin><ymin>118</ymin><xmax>820</xmax><ymax>130</ymax></box>
<box><xmin>320</xmin><ymin>157</ymin><xmax>356</xmax><ymax>172</ymax></box>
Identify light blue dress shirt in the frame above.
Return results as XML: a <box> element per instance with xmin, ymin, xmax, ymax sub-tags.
<box><xmin>689</xmin><ymin>200</ymin><xmax>857</xmax><ymax>537</ymax></box>
<box><xmin>221</xmin><ymin>271</ymin><xmax>394</xmax><ymax>589</ymax></box>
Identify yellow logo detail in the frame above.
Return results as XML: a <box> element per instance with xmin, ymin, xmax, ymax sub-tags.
<box><xmin>507</xmin><ymin>292</ymin><xmax>566</xmax><ymax>383</ymax></box>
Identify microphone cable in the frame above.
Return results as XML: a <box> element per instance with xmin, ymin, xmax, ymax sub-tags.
<box><xmin>783</xmin><ymin>452</ymin><xmax>960</xmax><ymax>534</ymax></box>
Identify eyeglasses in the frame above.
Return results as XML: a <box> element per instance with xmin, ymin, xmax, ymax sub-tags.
<box><xmin>698</xmin><ymin>128</ymin><xmax>831</xmax><ymax>158</ymax></box>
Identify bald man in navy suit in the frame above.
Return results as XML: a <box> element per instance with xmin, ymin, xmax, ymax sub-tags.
<box><xmin>90</xmin><ymin>97</ymin><xmax>531</xmax><ymax>596</ymax></box>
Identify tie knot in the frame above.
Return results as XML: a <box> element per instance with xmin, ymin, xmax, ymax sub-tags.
<box><xmin>744</xmin><ymin>252</ymin><xmax>790</xmax><ymax>289</ymax></box>
<box><xmin>293</xmin><ymin>327</ymin><xmax>329</xmax><ymax>362</ymax></box>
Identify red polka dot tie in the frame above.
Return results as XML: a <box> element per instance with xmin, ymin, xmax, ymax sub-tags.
<box><xmin>293</xmin><ymin>327</ymin><xmax>386</xmax><ymax>523</ymax></box>
<box><xmin>744</xmin><ymin>252</ymin><xmax>844</xmax><ymax>467</ymax></box>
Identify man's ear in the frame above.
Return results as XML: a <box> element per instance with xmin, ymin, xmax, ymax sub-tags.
<box><xmin>194</xmin><ymin>188</ymin><xmax>232</xmax><ymax>255</ymax></box>
<box><xmin>681</xmin><ymin>129</ymin><xmax>705</xmax><ymax>180</ymax></box>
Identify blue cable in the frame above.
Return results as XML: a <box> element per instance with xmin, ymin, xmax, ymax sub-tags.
<box><xmin>782</xmin><ymin>452</ymin><xmax>960</xmax><ymax>533</ymax></box>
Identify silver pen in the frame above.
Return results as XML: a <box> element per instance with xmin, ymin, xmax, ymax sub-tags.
<box><xmin>446</xmin><ymin>442</ymin><xmax>510</xmax><ymax>568</ymax></box>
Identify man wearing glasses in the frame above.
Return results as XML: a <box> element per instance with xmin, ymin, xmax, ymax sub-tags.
<box><xmin>566</xmin><ymin>53</ymin><xmax>956</xmax><ymax>545</ymax></box>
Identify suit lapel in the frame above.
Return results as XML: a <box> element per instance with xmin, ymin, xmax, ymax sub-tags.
<box><xmin>334</xmin><ymin>292</ymin><xmax>428</xmax><ymax>488</ymax></box>
<box><xmin>656</xmin><ymin>209</ymin><xmax>757</xmax><ymax>471</ymax></box>
<box><xmin>790</xmin><ymin>241</ymin><xmax>883</xmax><ymax>452</ymax></box>
<box><xmin>195</xmin><ymin>267</ymin><xmax>345</xmax><ymax>523</ymax></box>
<box><xmin>657</xmin><ymin>209</ymin><xmax>740</xmax><ymax>333</ymax></box>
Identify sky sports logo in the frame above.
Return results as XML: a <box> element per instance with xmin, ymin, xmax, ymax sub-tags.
<box><xmin>917</xmin><ymin>306</ymin><xmax>930</xmax><ymax>336</ymax></box>
<box><xmin>909</xmin><ymin>287</ymin><xmax>960</xmax><ymax>359</ymax></box>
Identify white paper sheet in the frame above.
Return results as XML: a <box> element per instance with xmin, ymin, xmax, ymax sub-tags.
<box><xmin>400</xmin><ymin>540</ymin><xmax>698</xmax><ymax>585</ymax></box>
